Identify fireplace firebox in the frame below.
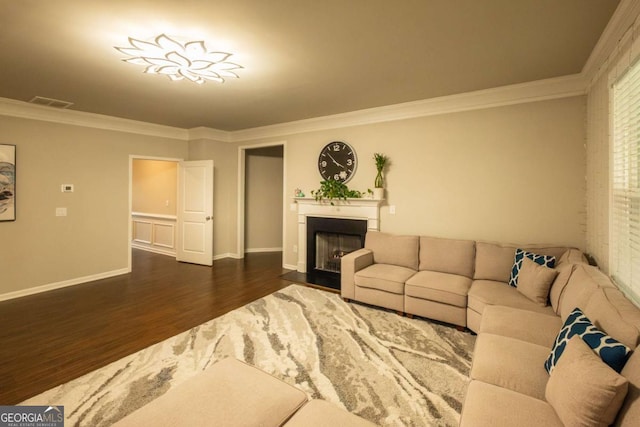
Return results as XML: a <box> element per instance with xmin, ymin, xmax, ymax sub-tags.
<box><xmin>306</xmin><ymin>216</ymin><xmax>368</xmax><ymax>289</ymax></box>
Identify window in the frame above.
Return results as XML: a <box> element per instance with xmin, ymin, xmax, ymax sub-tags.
<box><xmin>611</xmin><ymin>58</ymin><xmax>640</xmax><ymax>304</ymax></box>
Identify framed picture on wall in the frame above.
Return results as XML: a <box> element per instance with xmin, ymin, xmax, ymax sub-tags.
<box><xmin>0</xmin><ymin>144</ymin><xmax>16</xmax><ymax>221</ymax></box>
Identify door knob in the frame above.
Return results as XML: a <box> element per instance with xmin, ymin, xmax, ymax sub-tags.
<box><xmin>206</xmin><ymin>216</ymin><xmax>212</xmax><ymax>221</ymax></box>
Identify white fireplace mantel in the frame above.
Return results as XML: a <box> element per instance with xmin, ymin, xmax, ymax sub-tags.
<box><xmin>295</xmin><ymin>197</ymin><xmax>383</xmax><ymax>272</ymax></box>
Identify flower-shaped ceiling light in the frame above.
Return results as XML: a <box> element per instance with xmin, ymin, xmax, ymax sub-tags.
<box><xmin>115</xmin><ymin>34</ymin><xmax>242</xmax><ymax>84</ymax></box>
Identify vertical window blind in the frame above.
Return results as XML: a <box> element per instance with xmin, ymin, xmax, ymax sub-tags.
<box><xmin>612</xmin><ymin>58</ymin><xmax>640</xmax><ymax>304</ymax></box>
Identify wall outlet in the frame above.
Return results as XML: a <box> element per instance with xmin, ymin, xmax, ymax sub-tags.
<box><xmin>389</xmin><ymin>205</ymin><xmax>396</xmax><ymax>214</ymax></box>
<box><xmin>55</xmin><ymin>207</ymin><xmax>67</xmax><ymax>217</ymax></box>
<box><xmin>290</xmin><ymin>203</ymin><xmax>297</xmax><ymax>212</ymax></box>
<box><xmin>293</xmin><ymin>245</ymin><xmax>298</xmax><ymax>253</ymax></box>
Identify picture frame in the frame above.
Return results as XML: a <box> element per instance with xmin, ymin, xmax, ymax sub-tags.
<box><xmin>0</xmin><ymin>144</ymin><xmax>16</xmax><ymax>221</ymax></box>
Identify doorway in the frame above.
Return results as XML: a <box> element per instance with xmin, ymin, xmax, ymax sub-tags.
<box><xmin>237</xmin><ymin>143</ymin><xmax>286</xmax><ymax>261</ymax></box>
<box><xmin>128</xmin><ymin>156</ymin><xmax>182</xmax><ymax>270</ymax></box>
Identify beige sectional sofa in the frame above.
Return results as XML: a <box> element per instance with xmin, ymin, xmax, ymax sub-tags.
<box><xmin>341</xmin><ymin>230</ymin><xmax>640</xmax><ymax>426</ymax></box>
<box><xmin>341</xmin><ymin>231</ymin><xmax>579</xmax><ymax>330</ymax></box>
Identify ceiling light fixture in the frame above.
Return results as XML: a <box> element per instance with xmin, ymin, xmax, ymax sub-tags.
<box><xmin>115</xmin><ymin>34</ymin><xmax>242</xmax><ymax>84</ymax></box>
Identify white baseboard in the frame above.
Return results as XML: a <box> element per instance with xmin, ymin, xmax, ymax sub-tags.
<box><xmin>283</xmin><ymin>263</ymin><xmax>298</xmax><ymax>271</ymax></box>
<box><xmin>212</xmin><ymin>252</ymin><xmax>243</xmax><ymax>260</ymax></box>
<box><xmin>0</xmin><ymin>268</ymin><xmax>130</xmax><ymax>302</ymax></box>
<box><xmin>245</xmin><ymin>247</ymin><xmax>283</xmax><ymax>253</ymax></box>
<box><xmin>131</xmin><ymin>243</ymin><xmax>176</xmax><ymax>257</ymax></box>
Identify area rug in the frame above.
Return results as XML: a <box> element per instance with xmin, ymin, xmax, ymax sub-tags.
<box><xmin>22</xmin><ymin>284</ymin><xmax>476</xmax><ymax>426</ymax></box>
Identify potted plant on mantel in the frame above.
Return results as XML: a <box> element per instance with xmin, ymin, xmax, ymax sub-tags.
<box><xmin>311</xmin><ymin>180</ymin><xmax>370</xmax><ymax>205</ymax></box>
<box><xmin>373</xmin><ymin>153</ymin><xmax>389</xmax><ymax>200</ymax></box>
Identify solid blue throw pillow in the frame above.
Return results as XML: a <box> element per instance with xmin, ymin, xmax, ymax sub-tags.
<box><xmin>544</xmin><ymin>307</ymin><xmax>632</xmax><ymax>374</ymax></box>
<box><xmin>509</xmin><ymin>248</ymin><xmax>556</xmax><ymax>287</ymax></box>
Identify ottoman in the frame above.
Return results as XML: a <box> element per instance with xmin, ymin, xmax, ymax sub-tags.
<box><xmin>113</xmin><ymin>357</ymin><xmax>308</xmax><ymax>427</ymax></box>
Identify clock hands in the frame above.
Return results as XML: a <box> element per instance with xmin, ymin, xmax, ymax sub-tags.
<box><xmin>327</xmin><ymin>153</ymin><xmax>344</xmax><ymax>168</ymax></box>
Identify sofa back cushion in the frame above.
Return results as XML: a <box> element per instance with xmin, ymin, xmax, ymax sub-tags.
<box><xmin>474</xmin><ymin>242</ymin><xmax>569</xmax><ymax>283</ymax></box>
<box><xmin>474</xmin><ymin>242</ymin><xmax>517</xmax><ymax>282</ymax></box>
<box><xmin>419</xmin><ymin>236</ymin><xmax>475</xmax><ymax>278</ymax></box>
<box><xmin>365</xmin><ymin>231</ymin><xmax>419</xmax><ymax>270</ymax></box>
<box><xmin>558</xmin><ymin>264</ymin><xmax>611</xmax><ymax>321</ymax></box>
<box><xmin>549</xmin><ymin>263</ymin><xmax>576</xmax><ymax>314</ymax></box>
<box><xmin>557</xmin><ymin>248</ymin><xmax>588</xmax><ymax>266</ymax></box>
<box><xmin>585</xmin><ymin>287</ymin><xmax>640</xmax><ymax>350</ymax></box>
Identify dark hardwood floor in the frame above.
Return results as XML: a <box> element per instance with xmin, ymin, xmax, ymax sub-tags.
<box><xmin>0</xmin><ymin>249</ymin><xmax>308</xmax><ymax>404</ymax></box>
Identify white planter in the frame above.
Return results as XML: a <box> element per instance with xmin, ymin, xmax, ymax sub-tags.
<box><xmin>373</xmin><ymin>188</ymin><xmax>385</xmax><ymax>200</ymax></box>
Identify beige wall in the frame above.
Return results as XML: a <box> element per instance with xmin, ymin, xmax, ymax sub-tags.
<box><xmin>238</xmin><ymin>96</ymin><xmax>587</xmax><ymax>269</ymax></box>
<box><xmin>132</xmin><ymin>159</ymin><xmax>177</xmax><ymax>216</ymax></box>
<box><xmin>245</xmin><ymin>146</ymin><xmax>283</xmax><ymax>251</ymax></box>
<box><xmin>0</xmin><ymin>115</ymin><xmax>187</xmax><ymax>296</ymax></box>
<box><xmin>0</xmin><ymin>94</ymin><xmax>587</xmax><ymax>298</ymax></box>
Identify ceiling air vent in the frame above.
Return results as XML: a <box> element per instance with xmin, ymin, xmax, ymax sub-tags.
<box><xmin>29</xmin><ymin>96</ymin><xmax>74</xmax><ymax>109</ymax></box>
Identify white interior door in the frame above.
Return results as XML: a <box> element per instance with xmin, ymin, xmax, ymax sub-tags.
<box><xmin>176</xmin><ymin>160</ymin><xmax>214</xmax><ymax>265</ymax></box>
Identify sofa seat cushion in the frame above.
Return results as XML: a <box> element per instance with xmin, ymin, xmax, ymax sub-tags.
<box><xmin>354</xmin><ymin>264</ymin><xmax>416</xmax><ymax>294</ymax></box>
<box><xmin>470</xmin><ymin>333</ymin><xmax>551</xmax><ymax>400</ymax></box>
<box><xmin>468</xmin><ymin>280</ymin><xmax>556</xmax><ymax>317</ymax></box>
<box><xmin>113</xmin><ymin>357</ymin><xmax>308</xmax><ymax>427</ymax></box>
<box><xmin>460</xmin><ymin>381</ymin><xmax>562</xmax><ymax>427</ymax></box>
<box><xmin>479</xmin><ymin>305</ymin><xmax>562</xmax><ymax>348</ymax></box>
<box><xmin>617</xmin><ymin>344</ymin><xmax>640</xmax><ymax>427</ymax></box>
<box><xmin>285</xmin><ymin>400</ymin><xmax>376</xmax><ymax>427</ymax></box>
<box><xmin>405</xmin><ymin>271</ymin><xmax>471</xmax><ymax>307</ymax></box>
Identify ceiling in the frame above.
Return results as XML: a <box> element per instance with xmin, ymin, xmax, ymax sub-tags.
<box><xmin>0</xmin><ymin>0</ymin><xmax>619</xmax><ymax>131</ymax></box>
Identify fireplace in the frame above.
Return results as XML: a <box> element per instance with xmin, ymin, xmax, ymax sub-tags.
<box><xmin>293</xmin><ymin>197</ymin><xmax>383</xmax><ymax>289</ymax></box>
<box><xmin>306</xmin><ymin>217</ymin><xmax>368</xmax><ymax>289</ymax></box>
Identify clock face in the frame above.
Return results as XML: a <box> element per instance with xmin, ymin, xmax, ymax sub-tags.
<box><xmin>318</xmin><ymin>141</ymin><xmax>357</xmax><ymax>183</ymax></box>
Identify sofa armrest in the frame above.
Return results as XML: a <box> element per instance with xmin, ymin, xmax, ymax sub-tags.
<box><xmin>341</xmin><ymin>248</ymin><xmax>373</xmax><ymax>300</ymax></box>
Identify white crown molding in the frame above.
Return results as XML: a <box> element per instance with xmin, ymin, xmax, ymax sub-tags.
<box><xmin>582</xmin><ymin>0</ymin><xmax>640</xmax><ymax>82</ymax></box>
<box><xmin>0</xmin><ymin>97</ymin><xmax>189</xmax><ymax>140</ymax></box>
<box><xmin>230</xmin><ymin>74</ymin><xmax>587</xmax><ymax>142</ymax></box>
<box><xmin>0</xmin><ymin>74</ymin><xmax>587</xmax><ymax>144</ymax></box>
<box><xmin>188</xmin><ymin>126</ymin><xmax>232</xmax><ymax>142</ymax></box>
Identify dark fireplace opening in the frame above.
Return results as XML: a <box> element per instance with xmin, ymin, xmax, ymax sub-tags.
<box><xmin>306</xmin><ymin>216</ymin><xmax>367</xmax><ymax>290</ymax></box>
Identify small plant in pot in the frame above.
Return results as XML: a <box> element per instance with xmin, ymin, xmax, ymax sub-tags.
<box><xmin>311</xmin><ymin>179</ymin><xmax>366</xmax><ymax>205</ymax></box>
<box><xmin>373</xmin><ymin>153</ymin><xmax>389</xmax><ymax>199</ymax></box>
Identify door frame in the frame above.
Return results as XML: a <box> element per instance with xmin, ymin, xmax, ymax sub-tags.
<box><xmin>236</xmin><ymin>141</ymin><xmax>287</xmax><ymax>263</ymax></box>
<box><xmin>128</xmin><ymin>155</ymin><xmax>184</xmax><ymax>271</ymax></box>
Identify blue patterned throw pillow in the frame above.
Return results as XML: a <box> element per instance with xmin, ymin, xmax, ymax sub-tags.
<box><xmin>509</xmin><ymin>248</ymin><xmax>556</xmax><ymax>287</ymax></box>
<box><xmin>544</xmin><ymin>307</ymin><xmax>632</xmax><ymax>374</ymax></box>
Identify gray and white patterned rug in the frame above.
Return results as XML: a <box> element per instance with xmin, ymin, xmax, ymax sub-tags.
<box><xmin>22</xmin><ymin>284</ymin><xmax>476</xmax><ymax>426</ymax></box>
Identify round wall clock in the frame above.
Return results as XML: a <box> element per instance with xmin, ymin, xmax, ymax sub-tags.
<box><xmin>318</xmin><ymin>141</ymin><xmax>357</xmax><ymax>183</ymax></box>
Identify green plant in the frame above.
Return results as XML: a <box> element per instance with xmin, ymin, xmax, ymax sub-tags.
<box><xmin>311</xmin><ymin>180</ymin><xmax>365</xmax><ymax>205</ymax></box>
<box><xmin>373</xmin><ymin>153</ymin><xmax>389</xmax><ymax>188</ymax></box>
